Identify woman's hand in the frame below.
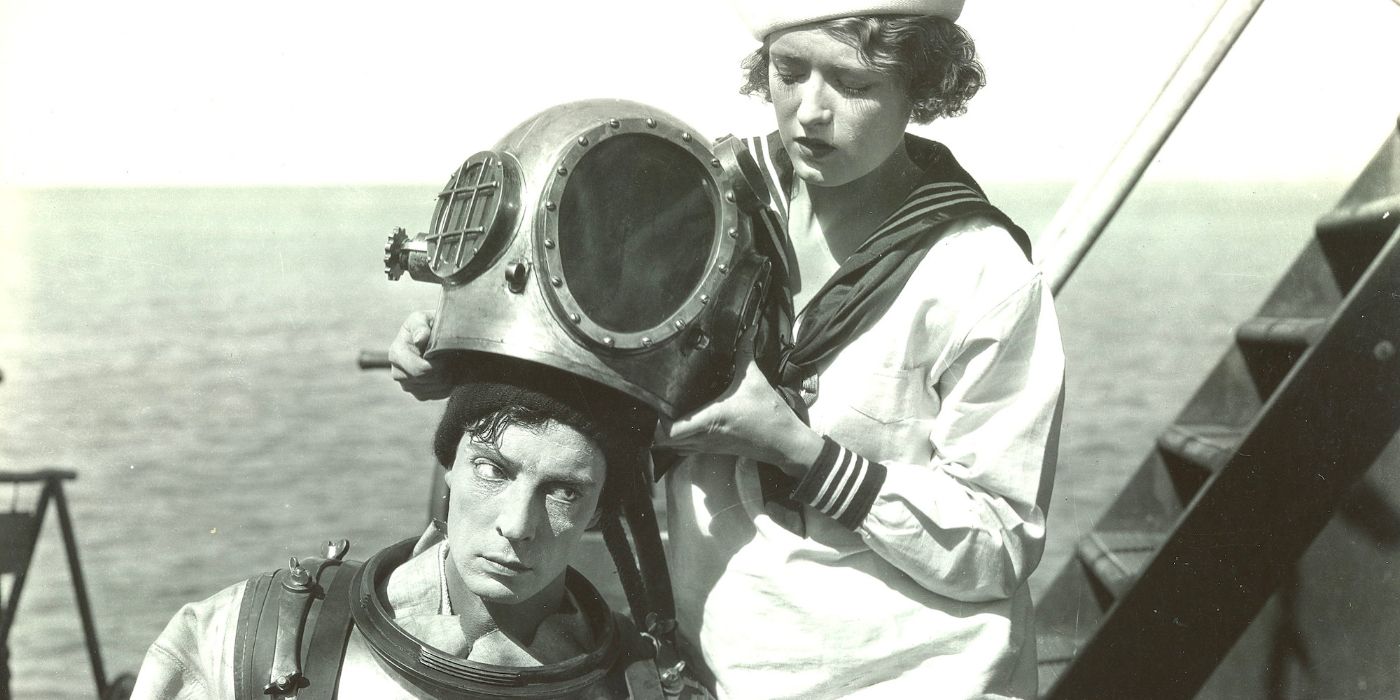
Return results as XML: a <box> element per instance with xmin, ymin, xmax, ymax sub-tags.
<box><xmin>389</xmin><ymin>310</ymin><xmax>453</xmax><ymax>400</ymax></box>
<box><xmin>654</xmin><ymin>341</ymin><xmax>823</xmax><ymax>476</ymax></box>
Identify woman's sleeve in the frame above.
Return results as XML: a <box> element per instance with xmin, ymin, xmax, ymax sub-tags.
<box><xmin>790</xmin><ymin>273</ymin><xmax>1065</xmax><ymax>602</ymax></box>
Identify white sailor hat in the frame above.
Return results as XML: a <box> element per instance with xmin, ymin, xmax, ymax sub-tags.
<box><xmin>738</xmin><ymin>0</ymin><xmax>965</xmax><ymax>40</ymax></box>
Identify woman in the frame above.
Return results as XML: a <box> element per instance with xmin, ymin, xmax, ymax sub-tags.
<box><xmin>392</xmin><ymin>3</ymin><xmax>1064</xmax><ymax>698</ymax></box>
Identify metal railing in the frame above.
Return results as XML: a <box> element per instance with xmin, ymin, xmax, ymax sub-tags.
<box><xmin>1</xmin><ymin>470</ymin><xmax>116</xmax><ymax>700</ymax></box>
<box><xmin>1039</xmin><ymin>0</ymin><xmax>1268</xmax><ymax>294</ymax></box>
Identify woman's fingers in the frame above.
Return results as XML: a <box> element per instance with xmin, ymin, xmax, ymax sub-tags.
<box><xmin>653</xmin><ymin>357</ymin><xmax>787</xmax><ymax>459</ymax></box>
<box><xmin>388</xmin><ymin>310</ymin><xmax>452</xmax><ymax>400</ymax></box>
<box><xmin>654</xmin><ymin>411</ymin><xmax>709</xmax><ymax>449</ymax></box>
<box><xmin>388</xmin><ymin>312</ymin><xmax>431</xmax><ymax>373</ymax></box>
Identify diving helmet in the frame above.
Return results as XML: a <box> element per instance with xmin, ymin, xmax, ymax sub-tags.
<box><xmin>384</xmin><ymin>99</ymin><xmax>776</xmax><ymax>417</ymax></box>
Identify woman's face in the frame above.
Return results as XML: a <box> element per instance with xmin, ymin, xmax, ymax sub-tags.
<box><xmin>767</xmin><ymin>25</ymin><xmax>913</xmax><ymax>188</ymax></box>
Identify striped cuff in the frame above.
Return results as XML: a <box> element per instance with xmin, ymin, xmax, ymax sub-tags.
<box><xmin>791</xmin><ymin>437</ymin><xmax>887</xmax><ymax>530</ymax></box>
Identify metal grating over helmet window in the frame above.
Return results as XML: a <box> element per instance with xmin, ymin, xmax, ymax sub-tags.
<box><xmin>558</xmin><ymin>134</ymin><xmax>715</xmax><ymax>333</ymax></box>
<box><xmin>427</xmin><ymin>153</ymin><xmax>510</xmax><ymax>280</ymax></box>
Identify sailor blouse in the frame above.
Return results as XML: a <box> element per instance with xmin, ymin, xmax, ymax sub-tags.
<box><xmin>664</xmin><ymin>138</ymin><xmax>1065</xmax><ymax>699</ymax></box>
<box><xmin>797</xmin><ymin>224</ymin><xmax>1062</xmax><ymax>602</ymax></box>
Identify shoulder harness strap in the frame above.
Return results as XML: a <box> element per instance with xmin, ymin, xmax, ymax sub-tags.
<box><xmin>232</xmin><ymin>539</ymin><xmax>363</xmax><ymax>700</ymax></box>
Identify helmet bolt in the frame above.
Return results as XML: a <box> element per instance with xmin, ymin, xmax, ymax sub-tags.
<box><xmin>505</xmin><ymin>262</ymin><xmax>530</xmax><ymax>293</ymax></box>
<box><xmin>325</xmin><ymin>539</ymin><xmax>349</xmax><ymax>560</ymax></box>
<box><xmin>285</xmin><ymin>558</ymin><xmax>311</xmax><ymax>591</ymax></box>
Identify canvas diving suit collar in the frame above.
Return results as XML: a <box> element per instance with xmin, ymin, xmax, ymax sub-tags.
<box><xmin>349</xmin><ymin>538</ymin><xmax>621</xmax><ymax>699</ymax></box>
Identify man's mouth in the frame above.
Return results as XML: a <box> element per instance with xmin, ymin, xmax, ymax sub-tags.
<box><xmin>479</xmin><ymin>555</ymin><xmax>531</xmax><ymax>574</ymax></box>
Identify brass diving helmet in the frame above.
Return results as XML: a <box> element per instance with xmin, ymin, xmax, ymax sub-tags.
<box><xmin>384</xmin><ymin>99</ymin><xmax>776</xmax><ymax>417</ymax></box>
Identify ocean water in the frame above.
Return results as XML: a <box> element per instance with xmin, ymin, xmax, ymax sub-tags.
<box><xmin>0</xmin><ymin>180</ymin><xmax>1343</xmax><ymax>697</ymax></box>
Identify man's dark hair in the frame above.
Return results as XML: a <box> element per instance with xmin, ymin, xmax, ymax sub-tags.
<box><xmin>432</xmin><ymin>354</ymin><xmax>656</xmax><ymax>519</ymax></box>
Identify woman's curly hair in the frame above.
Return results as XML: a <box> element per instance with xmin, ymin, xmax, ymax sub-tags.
<box><xmin>740</xmin><ymin>15</ymin><xmax>985</xmax><ymax>124</ymax></box>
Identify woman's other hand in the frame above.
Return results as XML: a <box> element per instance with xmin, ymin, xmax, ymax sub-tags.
<box><xmin>389</xmin><ymin>310</ymin><xmax>452</xmax><ymax>400</ymax></box>
<box><xmin>654</xmin><ymin>340</ymin><xmax>822</xmax><ymax>476</ymax></box>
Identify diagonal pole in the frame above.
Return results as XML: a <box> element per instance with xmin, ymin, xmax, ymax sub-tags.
<box><xmin>1040</xmin><ymin>0</ymin><xmax>1268</xmax><ymax>295</ymax></box>
<box><xmin>50</xmin><ymin>479</ymin><xmax>109</xmax><ymax>697</ymax></box>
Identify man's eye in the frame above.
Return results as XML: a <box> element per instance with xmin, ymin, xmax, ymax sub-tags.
<box><xmin>472</xmin><ymin>460</ymin><xmax>506</xmax><ymax>481</ymax></box>
<box><xmin>547</xmin><ymin>486</ymin><xmax>582</xmax><ymax>504</ymax></box>
<box><xmin>837</xmin><ymin>82</ymin><xmax>872</xmax><ymax>95</ymax></box>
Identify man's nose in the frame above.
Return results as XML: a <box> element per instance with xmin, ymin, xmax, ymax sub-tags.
<box><xmin>494</xmin><ymin>485</ymin><xmax>538</xmax><ymax>541</ymax></box>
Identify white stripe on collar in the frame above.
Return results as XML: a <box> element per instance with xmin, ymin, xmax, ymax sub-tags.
<box><xmin>738</xmin><ymin>138</ymin><xmax>989</xmax><ymax>250</ymax></box>
<box><xmin>744</xmin><ymin>136</ymin><xmax>790</xmax><ymax>223</ymax></box>
<box><xmin>859</xmin><ymin>183</ymin><xmax>986</xmax><ymax>248</ymax></box>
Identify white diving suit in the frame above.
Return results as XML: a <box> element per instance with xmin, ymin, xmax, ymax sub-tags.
<box><xmin>133</xmin><ymin>528</ymin><xmax>663</xmax><ymax>699</ymax></box>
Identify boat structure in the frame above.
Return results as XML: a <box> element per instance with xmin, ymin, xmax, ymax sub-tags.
<box><xmin>1027</xmin><ymin>1</ymin><xmax>1400</xmax><ymax>696</ymax></box>
<box><xmin>1035</xmin><ymin>106</ymin><xmax>1400</xmax><ymax>700</ymax></box>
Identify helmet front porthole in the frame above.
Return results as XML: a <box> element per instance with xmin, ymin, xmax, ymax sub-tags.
<box><xmin>540</xmin><ymin>121</ymin><xmax>734</xmax><ymax>352</ymax></box>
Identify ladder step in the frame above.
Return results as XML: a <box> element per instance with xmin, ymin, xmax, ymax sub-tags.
<box><xmin>1314</xmin><ymin>192</ymin><xmax>1400</xmax><ymax>241</ymax></box>
<box><xmin>1036</xmin><ymin>631</ymin><xmax>1084</xmax><ymax>692</ymax></box>
<box><xmin>1075</xmin><ymin>530</ymin><xmax>1168</xmax><ymax>602</ymax></box>
<box><xmin>1235</xmin><ymin>316</ymin><xmax>1329</xmax><ymax>398</ymax></box>
<box><xmin>1157</xmin><ymin>423</ymin><xmax>1244</xmax><ymax>475</ymax></box>
<box><xmin>1235</xmin><ymin>316</ymin><xmax>1327</xmax><ymax>350</ymax></box>
<box><xmin>1314</xmin><ymin>193</ymin><xmax>1399</xmax><ymax>293</ymax></box>
<box><xmin>1036</xmin><ymin>631</ymin><xmax>1084</xmax><ymax>665</ymax></box>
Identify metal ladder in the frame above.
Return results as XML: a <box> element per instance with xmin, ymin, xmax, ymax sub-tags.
<box><xmin>1034</xmin><ymin>119</ymin><xmax>1400</xmax><ymax>698</ymax></box>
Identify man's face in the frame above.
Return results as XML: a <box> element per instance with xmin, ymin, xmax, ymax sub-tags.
<box><xmin>444</xmin><ymin>418</ymin><xmax>606</xmax><ymax>604</ymax></box>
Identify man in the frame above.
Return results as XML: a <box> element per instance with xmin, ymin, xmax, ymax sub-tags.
<box><xmin>132</xmin><ymin>356</ymin><xmax>685</xmax><ymax>699</ymax></box>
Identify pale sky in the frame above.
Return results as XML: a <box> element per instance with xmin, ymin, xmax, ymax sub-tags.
<box><xmin>1</xmin><ymin>0</ymin><xmax>1397</xmax><ymax>187</ymax></box>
